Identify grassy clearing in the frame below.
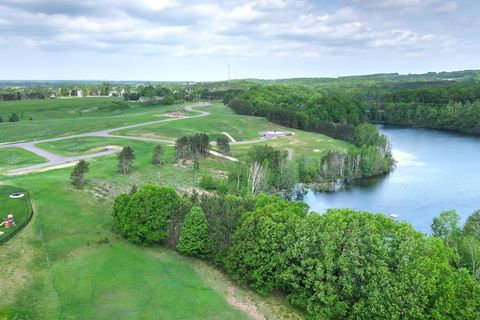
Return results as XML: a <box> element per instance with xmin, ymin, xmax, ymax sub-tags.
<box><xmin>230</xmin><ymin>129</ymin><xmax>351</xmax><ymax>163</ymax></box>
<box><xmin>113</xmin><ymin>103</ymin><xmax>281</xmax><ymax>141</ymax></box>
<box><xmin>0</xmin><ymin>98</ymin><xmax>185</xmax><ymax>143</ymax></box>
<box><xmin>0</xmin><ymin>99</ymin><xmax>352</xmax><ymax>319</ymax></box>
<box><xmin>0</xmin><ymin>185</ymin><xmax>31</xmax><ymax>241</ymax></box>
<box><xmin>0</xmin><ymin>148</ymin><xmax>46</xmax><ymax>173</ymax></box>
<box><xmin>0</xmin><ymin>159</ymin><xmax>250</xmax><ymax>319</ymax></box>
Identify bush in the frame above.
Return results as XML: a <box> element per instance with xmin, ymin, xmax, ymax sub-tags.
<box><xmin>177</xmin><ymin>207</ymin><xmax>211</xmax><ymax>257</ymax></box>
<box><xmin>112</xmin><ymin>185</ymin><xmax>184</xmax><ymax>245</ymax></box>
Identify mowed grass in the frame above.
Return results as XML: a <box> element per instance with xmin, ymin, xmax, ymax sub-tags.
<box><xmin>0</xmin><ymin>147</ymin><xmax>47</xmax><ymax>173</ymax></box>
<box><xmin>37</xmin><ymin>137</ymin><xmax>136</xmax><ymax>157</ymax></box>
<box><xmin>230</xmin><ymin>129</ymin><xmax>351</xmax><ymax>163</ymax></box>
<box><xmin>0</xmin><ymin>185</ymin><xmax>31</xmax><ymax>241</ymax></box>
<box><xmin>0</xmin><ymin>97</ymin><xmax>186</xmax><ymax>143</ymax></box>
<box><xmin>0</xmin><ymin>157</ymin><xmax>249</xmax><ymax>319</ymax></box>
<box><xmin>113</xmin><ymin>103</ymin><xmax>281</xmax><ymax>141</ymax></box>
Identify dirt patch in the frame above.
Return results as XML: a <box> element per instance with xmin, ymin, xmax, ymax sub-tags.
<box><xmin>89</xmin><ymin>145</ymin><xmax>122</xmax><ymax>153</ymax></box>
<box><xmin>226</xmin><ymin>287</ymin><xmax>265</xmax><ymax>320</ymax></box>
<box><xmin>162</xmin><ymin>111</ymin><xmax>187</xmax><ymax>118</ymax></box>
<box><xmin>192</xmin><ymin>259</ymin><xmax>304</xmax><ymax>320</ymax></box>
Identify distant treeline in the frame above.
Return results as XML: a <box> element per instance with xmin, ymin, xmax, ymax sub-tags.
<box><xmin>368</xmin><ymin>82</ymin><xmax>480</xmax><ymax>135</ymax></box>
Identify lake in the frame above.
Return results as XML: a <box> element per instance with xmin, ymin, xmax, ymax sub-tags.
<box><xmin>302</xmin><ymin>125</ymin><xmax>480</xmax><ymax>233</ymax></box>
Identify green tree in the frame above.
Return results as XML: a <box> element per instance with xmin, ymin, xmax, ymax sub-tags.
<box><xmin>70</xmin><ymin>160</ymin><xmax>89</xmax><ymax>188</ymax></box>
<box><xmin>8</xmin><ymin>113</ymin><xmax>19</xmax><ymax>122</ymax></box>
<box><xmin>464</xmin><ymin>210</ymin><xmax>480</xmax><ymax>239</ymax></box>
<box><xmin>177</xmin><ymin>206</ymin><xmax>211</xmax><ymax>257</ymax></box>
<box><xmin>216</xmin><ymin>136</ymin><xmax>230</xmax><ymax>154</ymax></box>
<box><xmin>118</xmin><ymin>146</ymin><xmax>135</xmax><ymax>174</ymax></box>
<box><xmin>431</xmin><ymin>209</ymin><xmax>461</xmax><ymax>240</ymax></box>
<box><xmin>112</xmin><ymin>185</ymin><xmax>183</xmax><ymax>245</ymax></box>
<box><xmin>151</xmin><ymin>144</ymin><xmax>164</xmax><ymax>166</ymax></box>
<box><xmin>226</xmin><ymin>196</ymin><xmax>307</xmax><ymax>294</ymax></box>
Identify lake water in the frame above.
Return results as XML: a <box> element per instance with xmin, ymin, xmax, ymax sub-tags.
<box><xmin>302</xmin><ymin>125</ymin><xmax>480</xmax><ymax>233</ymax></box>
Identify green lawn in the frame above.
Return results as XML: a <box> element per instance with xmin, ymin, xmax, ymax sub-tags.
<box><xmin>37</xmin><ymin>137</ymin><xmax>137</xmax><ymax>157</ymax></box>
<box><xmin>113</xmin><ymin>103</ymin><xmax>281</xmax><ymax>141</ymax></box>
<box><xmin>0</xmin><ymin>140</ymin><xmax>303</xmax><ymax>318</ymax></box>
<box><xmin>0</xmin><ymin>99</ymin><xmax>343</xmax><ymax>319</ymax></box>
<box><xmin>0</xmin><ymin>185</ymin><xmax>31</xmax><ymax>242</ymax></box>
<box><xmin>0</xmin><ymin>147</ymin><xmax>47</xmax><ymax>173</ymax></box>
<box><xmin>0</xmin><ymin>98</ymin><xmax>186</xmax><ymax>143</ymax></box>
<box><xmin>229</xmin><ymin>129</ymin><xmax>351</xmax><ymax>163</ymax></box>
<box><xmin>0</xmin><ymin>172</ymin><xmax>248</xmax><ymax>319</ymax></box>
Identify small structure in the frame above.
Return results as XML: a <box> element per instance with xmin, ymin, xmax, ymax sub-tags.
<box><xmin>70</xmin><ymin>89</ymin><xmax>83</xmax><ymax>97</ymax></box>
<box><xmin>1</xmin><ymin>214</ymin><xmax>15</xmax><ymax>228</ymax></box>
<box><xmin>9</xmin><ymin>192</ymin><xmax>24</xmax><ymax>199</ymax></box>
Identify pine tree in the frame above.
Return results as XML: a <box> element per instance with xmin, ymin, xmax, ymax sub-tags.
<box><xmin>8</xmin><ymin>113</ymin><xmax>19</xmax><ymax>122</ymax></box>
<box><xmin>151</xmin><ymin>144</ymin><xmax>164</xmax><ymax>166</ymax></box>
<box><xmin>70</xmin><ymin>160</ymin><xmax>89</xmax><ymax>188</ymax></box>
<box><xmin>118</xmin><ymin>146</ymin><xmax>135</xmax><ymax>174</ymax></box>
<box><xmin>177</xmin><ymin>206</ymin><xmax>211</xmax><ymax>257</ymax></box>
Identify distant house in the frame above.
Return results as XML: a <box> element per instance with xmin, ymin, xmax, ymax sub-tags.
<box><xmin>108</xmin><ymin>88</ymin><xmax>125</xmax><ymax>97</ymax></box>
<box><xmin>70</xmin><ymin>89</ymin><xmax>83</xmax><ymax>97</ymax></box>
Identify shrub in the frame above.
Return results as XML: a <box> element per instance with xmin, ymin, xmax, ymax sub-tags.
<box><xmin>177</xmin><ymin>207</ymin><xmax>211</xmax><ymax>257</ymax></box>
<box><xmin>112</xmin><ymin>185</ymin><xmax>184</xmax><ymax>245</ymax></box>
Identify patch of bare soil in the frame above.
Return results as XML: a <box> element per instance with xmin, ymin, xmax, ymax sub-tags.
<box><xmin>192</xmin><ymin>259</ymin><xmax>304</xmax><ymax>320</ymax></box>
<box><xmin>162</xmin><ymin>111</ymin><xmax>187</xmax><ymax>118</ymax></box>
<box><xmin>89</xmin><ymin>145</ymin><xmax>122</xmax><ymax>153</ymax></box>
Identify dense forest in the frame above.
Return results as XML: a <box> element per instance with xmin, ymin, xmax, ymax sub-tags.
<box><xmin>366</xmin><ymin>82</ymin><xmax>480</xmax><ymax>134</ymax></box>
<box><xmin>112</xmin><ymin>185</ymin><xmax>480</xmax><ymax>319</ymax></box>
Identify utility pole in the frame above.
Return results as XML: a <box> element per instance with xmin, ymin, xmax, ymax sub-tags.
<box><xmin>228</xmin><ymin>64</ymin><xmax>231</xmax><ymax>84</ymax></box>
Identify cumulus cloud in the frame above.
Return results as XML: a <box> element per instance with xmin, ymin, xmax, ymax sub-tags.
<box><xmin>0</xmin><ymin>0</ymin><xmax>476</xmax><ymax>79</ymax></box>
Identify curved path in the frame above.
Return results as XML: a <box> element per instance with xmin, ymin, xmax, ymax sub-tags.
<box><xmin>1</xmin><ymin>102</ymin><xmax>291</xmax><ymax>175</ymax></box>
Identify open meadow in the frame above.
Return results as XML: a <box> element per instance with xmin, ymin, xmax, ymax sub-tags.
<box><xmin>0</xmin><ymin>97</ymin><xmax>329</xmax><ymax>319</ymax></box>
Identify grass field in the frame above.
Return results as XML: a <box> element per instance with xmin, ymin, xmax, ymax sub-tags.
<box><xmin>37</xmin><ymin>137</ymin><xmax>138</xmax><ymax>157</ymax></box>
<box><xmin>0</xmin><ymin>186</ymin><xmax>31</xmax><ymax>242</ymax></box>
<box><xmin>0</xmin><ymin>97</ymin><xmax>185</xmax><ymax>143</ymax></box>
<box><xmin>113</xmin><ymin>103</ymin><xmax>280</xmax><ymax>141</ymax></box>
<box><xmin>0</xmin><ymin>143</ymin><xmax>303</xmax><ymax>319</ymax></box>
<box><xmin>0</xmin><ymin>98</ymin><xmax>354</xmax><ymax>319</ymax></box>
<box><xmin>0</xmin><ymin>147</ymin><xmax>47</xmax><ymax>173</ymax></box>
<box><xmin>229</xmin><ymin>129</ymin><xmax>351</xmax><ymax>163</ymax></box>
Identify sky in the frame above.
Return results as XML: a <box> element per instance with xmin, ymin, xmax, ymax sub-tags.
<box><xmin>0</xmin><ymin>0</ymin><xmax>479</xmax><ymax>81</ymax></box>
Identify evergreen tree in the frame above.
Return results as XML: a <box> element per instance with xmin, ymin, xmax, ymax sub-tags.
<box><xmin>177</xmin><ymin>206</ymin><xmax>211</xmax><ymax>257</ymax></box>
<box><xmin>8</xmin><ymin>112</ymin><xmax>19</xmax><ymax>122</ymax></box>
<box><xmin>216</xmin><ymin>136</ymin><xmax>230</xmax><ymax>154</ymax></box>
<box><xmin>70</xmin><ymin>160</ymin><xmax>89</xmax><ymax>188</ymax></box>
<box><xmin>118</xmin><ymin>146</ymin><xmax>135</xmax><ymax>174</ymax></box>
<box><xmin>151</xmin><ymin>144</ymin><xmax>164</xmax><ymax>166</ymax></box>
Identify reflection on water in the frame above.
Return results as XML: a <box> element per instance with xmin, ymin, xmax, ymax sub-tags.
<box><xmin>302</xmin><ymin>125</ymin><xmax>480</xmax><ymax>233</ymax></box>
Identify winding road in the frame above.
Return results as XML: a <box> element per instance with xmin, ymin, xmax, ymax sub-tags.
<box><xmin>0</xmin><ymin>102</ymin><xmax>291</xmax><ymax>175</ymax></box>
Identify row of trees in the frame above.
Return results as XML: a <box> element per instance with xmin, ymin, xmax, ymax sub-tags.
<box><xmin>111</xmin><ymin>185</ymin><xmax>480</xmax><ymax>319</ymax></box>
<box><xmin>369</xmin><ymin>101</ymin><xmax>480</xmax><ymax>135</ymax></box>
<box><xmin>175</xmin><ymin>133</ymin><xmax>210</xmax><ymax>159</ymax></box>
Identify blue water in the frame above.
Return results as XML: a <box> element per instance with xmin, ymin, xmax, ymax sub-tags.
<box><xmin>302</xmin><ymin>125</ymin><xmax>480</xmax><ymax>233</ymax></box>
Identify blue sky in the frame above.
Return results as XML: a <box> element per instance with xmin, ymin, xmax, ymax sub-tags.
<box><xmin>0</xmin><ymin>0</ymin><xmax>478</xmax><ymax>81</ymax></box>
